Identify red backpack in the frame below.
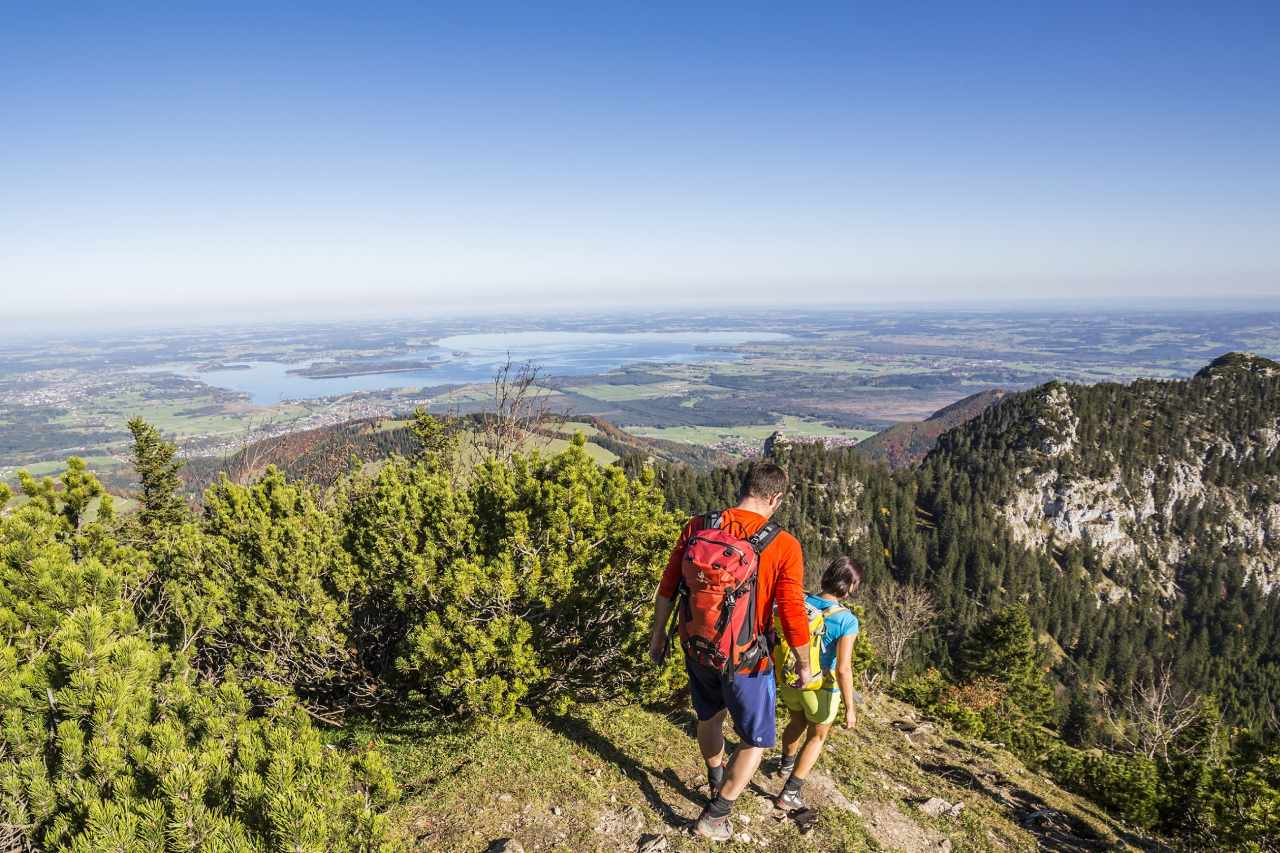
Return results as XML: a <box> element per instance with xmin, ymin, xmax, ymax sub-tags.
<box><xmin>674</xmin><ymin>511</ymin><xmax>783</xmax><ymax>675</ymax></box>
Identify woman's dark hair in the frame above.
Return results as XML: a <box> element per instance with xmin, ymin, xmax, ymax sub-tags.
<box><xmin>820</xmin><ymin>556</ymin><xmax>863</xmax><ymax>598</ymax></box>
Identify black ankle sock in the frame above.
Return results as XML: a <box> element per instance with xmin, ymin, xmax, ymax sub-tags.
<box><xmin>707</xmin><ymin>762</ymin><xmax>725</xmax><ymax>791</ymax></box>
<box><xmin>707</xmin><ymin>794</ymin><xmax>735</xmax><ymax>819</ymax></box>
<box><xmin>782</xmin><ymin>774</ymin><xmax>805</xmax><ymax>795</ymax></box>
<box><xmin>778</xmin><ymin>753</ymin><xmax>797</xmax><ymax>773</ymax></box>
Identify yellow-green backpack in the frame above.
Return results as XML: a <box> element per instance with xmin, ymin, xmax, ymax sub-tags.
<box><xmin>773</xmin><ymin>600</ymin><xmax>846</xmax><ymax>691</ymax></box>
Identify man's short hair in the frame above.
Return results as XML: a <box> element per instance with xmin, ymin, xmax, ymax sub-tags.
<box><xmin>820</xmin><ymin>556</ymin><xmax>863</xmax><ymax>598</ymax></box>
<box><xmin>739</xmin><ymin>462</ymin><xmax>789</xmax><ymax>501</ymax></box>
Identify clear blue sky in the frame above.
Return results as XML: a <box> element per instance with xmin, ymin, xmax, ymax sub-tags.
<box><xmin>2</xmin><ymin>1</ymin><xmax>1278</xmax><ymax>323</ymax></box>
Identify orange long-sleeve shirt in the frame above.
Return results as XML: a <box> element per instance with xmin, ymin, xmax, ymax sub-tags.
<box><xmin>658</xmin><ymin>508</ymin><xmax>809</xmax><ymax>653</ymax></box>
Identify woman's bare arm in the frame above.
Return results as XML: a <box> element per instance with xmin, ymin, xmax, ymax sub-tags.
<box><xmin>835</xmin><ymin>632</ymin><xmax>857</xmax><ymax>727</ymax></box>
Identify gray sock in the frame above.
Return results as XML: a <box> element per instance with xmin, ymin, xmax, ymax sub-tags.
<box><xmin>707</xmin><ymin>794</ymin><xmax>735</xmax><ymax>819</ymax></box>
<box><xmin>707</xmin><ymin>762</ymin><xmax>725</xmax><ymax>791</ymax></box>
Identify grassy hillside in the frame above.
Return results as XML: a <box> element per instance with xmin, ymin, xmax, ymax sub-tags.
<box><xmin>181</xmin><ymin>417</ymin><xmax>623</xmax><ymax>492</ymax></box>
<box><xmin>360</xmin><ymin>693</ymin><xmax>1156</xmax><ymax>852</ymax></box>
<box><xmin>854</xmin><ymin>390</ymin><xmax>1006</xmax><ymax>470</ymax></box>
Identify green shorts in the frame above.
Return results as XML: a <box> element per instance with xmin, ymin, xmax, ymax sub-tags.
<box><xmin>779</xmin><ymin>685</ymin><xmax>841</xmax><ymax>725</ymax></box>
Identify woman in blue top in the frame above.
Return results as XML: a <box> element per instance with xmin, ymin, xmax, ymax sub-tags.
<box><xmin>775</xmin><ymin>556</ymin><xmax>862</xmax><ymax>810</ymax></box>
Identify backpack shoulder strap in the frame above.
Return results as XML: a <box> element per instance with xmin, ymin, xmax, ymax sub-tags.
<box><xmin>747</xmin><ymin>521</ymin><xmax>783</xmax><ymax>555</ymax></box>
<box><xmin>821</xmin><ymin>604</ymin><xmax>848</xmax><ymax>618</ymax></box>
<box><xmin>701</xmin><ymin>511</ymin><xmax>724</xmax><ymax>530</ymax></box>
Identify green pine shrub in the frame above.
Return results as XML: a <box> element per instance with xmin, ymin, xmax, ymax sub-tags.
<box><xmin>2</xmin><ymin>464</ymin><xmax>142</xmax><ymax>650</ymax></box>
<box><xmin>1205</xmin><ymin>732</ymin><xmax>1280</xmax><ymax>851</ymax></box>
<box><xmin>1159</xmin><ymin>696</ymin><xmax>1226</xmax><ymax>839</ymax></box>
<box><xmin>127</xmin><ymin>418</ymin><xmax>188</xmax><ymax>535</ymax></box>
<box><xmin>1</xmin><ymin>608</ymin><xmax>397</xmax><ymax>853</ymax></box>
<box><xmin>184</xmin><ymin>468</ymin><xmax>371</xmax><ymax>710</ymax></box>
<box><xmin>888</xmin><ymin>667</ymin><xmax>948</xmax><ymax>711</ymax></box>
<box><xmin>131</xmin><ymin>420</ymin><xmax>681</xmax><ymax>722</ymax></box>
<box><xmin>887</xmin><ymin>667</ymin><xmax>992</xmax><ymax>738</ymax></box>
<box><xmin>335</xmin><ymin>443</ymin><xmax>477</xmax><ymax>690</ymax></box>
<box><xmin>0</xmin><ymin>465</ymin><xmax>397</xmax><ymax>853</ymax></box>
<box><xmin>344</xmin><ymin>435</ymin><xmax>682</xmax><ymax>719</ymax></box>
<box><xmin>1043</xmin><ymin>743</ymin><xmax>1163</xmax><ymax>828</ymax></box>
<box><xmin>957</xmin><ymin>605</ymin><xmax>1056</xmax><ymax>755</ymax></box>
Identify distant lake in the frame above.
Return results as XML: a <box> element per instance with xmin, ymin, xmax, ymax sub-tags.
<box><xmin>191</xmin><ymin>330</ymin><xmax>787</xmax><ymax>404</ymax></box>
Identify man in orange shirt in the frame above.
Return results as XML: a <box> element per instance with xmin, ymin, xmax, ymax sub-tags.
<box><xmin>649</xmin><ymin>462</ymin><xmax>811</xmax><ymax>841</ymax></box>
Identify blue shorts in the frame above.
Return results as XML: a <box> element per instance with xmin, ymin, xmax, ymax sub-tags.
<box><xmin>687</xmin><ymin>661</ymin><xmax>777</xmax><ymax>748</ymax></box>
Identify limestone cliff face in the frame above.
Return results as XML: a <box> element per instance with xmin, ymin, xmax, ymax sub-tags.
<box><xmin>973</xmin><ymin>359</ymin><xmax>1280</xmax><ymax>596</ymax></box>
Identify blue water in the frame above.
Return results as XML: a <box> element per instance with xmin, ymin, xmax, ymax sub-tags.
<box><xmin>192</xmin><ymin>330</ymin><xmax>787</xmax><ymax>404</ymax></box>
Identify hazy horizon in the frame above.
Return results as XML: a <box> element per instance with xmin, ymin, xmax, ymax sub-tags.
<box><xmin>5</xmin><ymin>294</ymin><xmax>1280</xmax><ymax>340</ymax></box>
<box><xmin>4</xmin><ymin>2</ymin><xmax>1279</xmax><ymax>321</ymax></box>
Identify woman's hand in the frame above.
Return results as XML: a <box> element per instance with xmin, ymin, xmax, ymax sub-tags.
<box><xmin>844</xmin><ymin>706</ymin><xmax>857</xmax><ymax>729</ymax></box>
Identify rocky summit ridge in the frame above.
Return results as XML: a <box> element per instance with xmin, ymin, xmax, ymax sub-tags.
<box><xmin>930</xmin><ymin>353</ymin><xmax>1280</xmax><ymax>596</ymax></box>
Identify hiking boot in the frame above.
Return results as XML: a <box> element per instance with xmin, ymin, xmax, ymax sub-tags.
<box><xmin>692</xmin><ymin>808</ymin><xmax>734</xmax><ymax>841</ymax></box>
<box><xmin>775</xmin><ymin>788</ymin><xmax>807</xmax><ymax>812</ymax></box>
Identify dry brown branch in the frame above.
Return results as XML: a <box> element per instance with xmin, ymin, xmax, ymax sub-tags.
<box><xmin>866</xmin><ymin>583</ymin><xmax>937</xmax><ymax>683</ymax></box>
<box><xmin>223</xmin><ymin>418</ymin><xmax>282</xmax><ymax>485</ymax></box>
<box><xmin>1101</xmin><ymin>664</ymin><xmax>1200</xmax><ymax>761</ymax></box>
<box><xmin>0</xmin><ymin>814</ymin><xmax>35</xmax><ymax>853</ymax></box>
<box><xmin>472</xmin><ymin>356</ymin><xmax>565</xmax><ymax>463</ymax></box>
